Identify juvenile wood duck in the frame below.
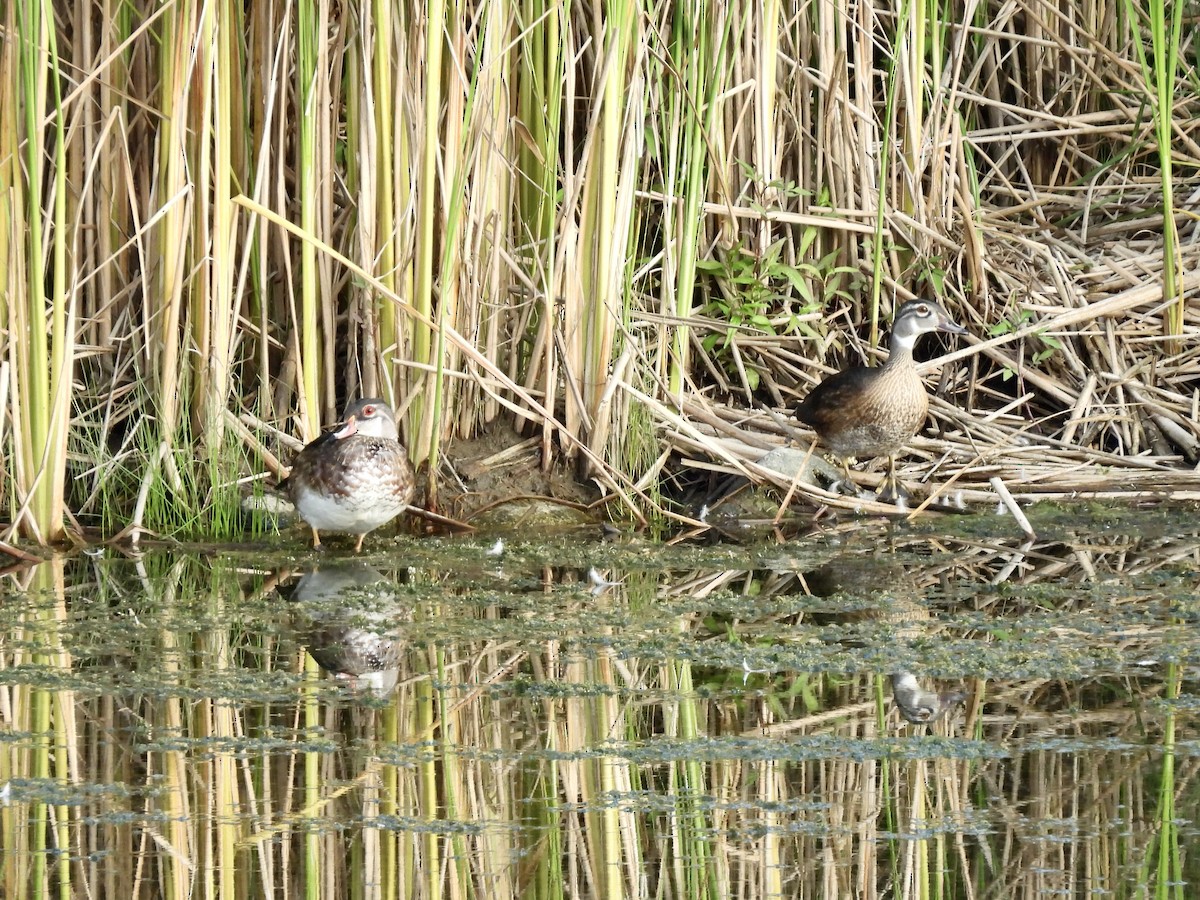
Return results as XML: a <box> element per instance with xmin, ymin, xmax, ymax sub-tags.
<box><xmin>794</xmin><ymin>299</ymin><xmax>966</xmax><ymax>499</ymax></box>
<box><xmin>284</xmin><ymin>398</ymin><xmax>416</xmax><ymax>551</ymax></box>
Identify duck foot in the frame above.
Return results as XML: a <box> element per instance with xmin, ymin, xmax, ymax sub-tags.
<box><xmin>826</xmin><ymin>474</ymin><xmax>864</xmax><ymax>498</ymax></box>
<box><xmin>876</xmin><ymin>479</ymin><xmax>912</xmax><ymax>507</ymax></box>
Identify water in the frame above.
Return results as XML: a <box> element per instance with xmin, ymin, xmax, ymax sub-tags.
<box><xmin>1</xmin><ymin>506</ymin><xmax>1198</xmax><ymax>898</ymax></box>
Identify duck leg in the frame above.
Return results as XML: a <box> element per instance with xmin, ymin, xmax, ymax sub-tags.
<box><xmin>832</xmin><ymin>458</ymin><xmax>859</xmax><ymax>496</ymax></box>
<box><xmin>310</xmin><ymin>527</ymin><xmax>324</xmax><ymax>551</ymax></box>
<box><xmin>354</xmin><ymin>533</ymin><xmax>366</xmax><ymax>553</ymax></box>
<box><xmin>877</xmin><ymin>455</ymin><xmax>910</xmax><ymax>506</ymax></box>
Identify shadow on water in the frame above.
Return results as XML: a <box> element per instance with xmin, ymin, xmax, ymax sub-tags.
<box><xmin>1</xmin><ymin>505</ymin><xmax>1199</xmax><ymax>898</ymax></box>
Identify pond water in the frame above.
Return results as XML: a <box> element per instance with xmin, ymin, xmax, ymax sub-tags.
<box><xmin>1</xmin><ymin>506</ymin><xmax>1199</xmax><ymax>899</ymax></box>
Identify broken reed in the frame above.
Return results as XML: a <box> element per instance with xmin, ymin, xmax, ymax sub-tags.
<box><xmin>0</xmin><ymin>0</ymin><xmax>1195</xmax><ymax>543</ymax></box>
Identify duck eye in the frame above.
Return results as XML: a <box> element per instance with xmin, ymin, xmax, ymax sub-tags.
<box><xmin>916</xmin><ymin>304</ymin><xmax>930</xmax><ymax>315</ymax></box>
<box><xmin>362</xmin><ymin>405</ymin><xmax>376</xmax><ymax>416</ymax></box>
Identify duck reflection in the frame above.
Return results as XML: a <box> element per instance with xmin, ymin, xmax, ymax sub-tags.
<box><xmin>890</xmin><ymin>673</ymin><xmax>968</xmax><ymax>724</ymax></box>
<box><xmin>806</xmin><ymin>553</ymin><xmax>969</xmax><ymax>726</ymax></box>
<box><xmin>282</xmin><ymin>561</ymin><xmax>409</xmax><ymax>696</ymax></box>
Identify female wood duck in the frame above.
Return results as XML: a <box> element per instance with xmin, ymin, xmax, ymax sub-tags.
<box><xmin>284</xmin><ymin>398</ymin><xmax>416</xmax><ymax>551</ymax></box>
<box><xmin>794</xmin><ymin>299</ymin><xmax>966</xmax><ymax>499</ymax></box>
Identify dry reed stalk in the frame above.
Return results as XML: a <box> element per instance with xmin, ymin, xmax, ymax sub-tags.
<box><xmin>2</xmin><ymin>0</ymin><xmax>1200</xmax><ymax>540</ymax></box>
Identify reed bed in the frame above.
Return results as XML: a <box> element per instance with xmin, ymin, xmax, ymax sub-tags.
<box><xmin>0</xmin><ymin>0</ymin><xmax>1197</xmax><ymax>542</ymax></box>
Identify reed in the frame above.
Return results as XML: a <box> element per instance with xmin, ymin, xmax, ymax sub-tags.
<box><xmin>295</xmin><ymin>0</ymin><xmax>323</xmax><ymax>436</ymax></box>
<box><xmin>1124</xmin><ymin>0</ymin><xmax>1185</xmax><ymax>340</ymax></box>
<box><xmin>0</xmin><ymin>0</ymin><xmax>1198</xmax><ymax>542</ymax></box>
<box><xmin>6</xmin><ymin>0</ymin><xmax>73</xmax><ymax>544</ymax></box>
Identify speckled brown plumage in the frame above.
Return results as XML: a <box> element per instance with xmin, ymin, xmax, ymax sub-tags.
<box><xmin>795</xmin><ymin>300</ymin><xmax>966</xmax><ymax>496</ymax></box>
<box><xmin>796</xmin><ymin>361</ymin><xmax>930</xmax><ymax>461</ymax></box>
<box><xmin>283</xmin><ymin>398</ymin><xmax>415</xmax><ymax>551</ymax></box>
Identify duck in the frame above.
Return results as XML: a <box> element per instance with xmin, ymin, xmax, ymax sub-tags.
<box><xmin>283</xmin><ymin>398</ymin><xmax>416</xmax><ymax>551</ymax></box>
<box><xmin>794</xmin><ymin>299</ymin><xmax>966</xmax><ymax>499</ymax></box>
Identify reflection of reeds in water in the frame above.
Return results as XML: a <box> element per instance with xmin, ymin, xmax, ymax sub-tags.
<box><xmin>0</xmin><ymin>532</ymin><xmax>1193</xmax><ymax>898</ymax></box>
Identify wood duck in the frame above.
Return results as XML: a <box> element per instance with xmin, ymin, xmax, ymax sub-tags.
<box><xmin>283</xmin><ymin>398</ymin><xmax>416</xmax><ymax>551</ymax></box>
<box><xmin>794</xmin><ymin>299</ymin><xmax>966</xmax><ymax>499</ymax></box>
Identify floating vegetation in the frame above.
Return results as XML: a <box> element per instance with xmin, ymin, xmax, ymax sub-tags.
<box><xmin>1</xmin><ymin>513</ymin><xmax>1199</xmax><ymax>896</ymax></box>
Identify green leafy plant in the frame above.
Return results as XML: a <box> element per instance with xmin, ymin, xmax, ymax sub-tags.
<box><xmin>988</xmin><ymin>309</ymin><xmax>1063</xmax><ymax>379</ymax></box>
<box><xmin>696</xmin><ymin>232</ymin><xmax>858</xmax><ymax>392</ymax></box>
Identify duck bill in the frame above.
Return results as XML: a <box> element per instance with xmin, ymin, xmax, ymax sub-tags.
<box><xmin>332</xmin><ymin>415</ymin><xmax>359</xmax><ymax>439</ymax></box>
<box><xmin>937</xmin><ymin>319</ymin><xmax>969</xmax><ymax>335</ymax></box>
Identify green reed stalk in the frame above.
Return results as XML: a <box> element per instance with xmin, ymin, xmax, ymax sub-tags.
<box><xmin>32</xmin><ymin>684</ymin><xmax>50</xmax><ymax>897</ymax></box>
<box><xmin>597</xmin><ymin>760</ymin><xmax>624</xmax><ymax>898</ymax></box>
<box><xmin>48</xmin><ymin>565</ymin><xmax>76</xmax><ymax>900</ymax></box>
<box><xmin>296</xmin><ymin>0</ymin><xmax>321</xmax><ymax>435</ymax></box>
<box><xmin>94</xmin><ymin>0</ymin><xmax>129</xmax><ymax>354</ymax></box>
<box><xmin>412</xmin><ymin>643</ymin><xmax>441</xmax><ymax>900</ymax></box>
<box><xmin>525</xmin><ymin>677</ymin><xmax>564</xmax><ymax>900</ymax></box>
<box><xmin>914</xmin><ymin>761</ymin><xmax>931</xmax><ymax>900</ymax></box>
<box><xmin>902</xmin><ymin>0</ymin><xmax>925</xmax><ymax>197</ymax></box>
<box><xmin>158</xmin><ymin>703</ymin><xmax>193</xmax><ymax>900</ymax></box>
<box><xmin>368</xmin><ymin>0</ymin><xmax>397</xmax><ymax>400</ymax></box>
<box><xmin>1123</xmin><ymin>0</ymin><xmax>1185</xmax><ymax>338</ymax></box>
<box><xmin>660</xmin><ymin>0</ymin><xmax>728</xmax><ymax>397</ymax></box>
<box><xmin>436</xmin><ymin>649</ymin><xmax>473</xmax><ymax>894</ymax></box>
<box><xmin>416</xmin><ymin>650</ymin><xmax>440</xmax><ymax>898</ymax></box>
<box><xmin>381</xmin><ymin>14</ymin><xmax>416</xmax><ymax>409</ymax></box>
<box><xmin>0</xmin><ymin>4</ymin><xmax>12</xmax><ymax>501</ymax></box>
<box><xmin>421</xmin><ymin>34</ymin><xmax>469</xmax><ymax>505</ymax></box>
<box><xmin>15</xmin><ymin>566</ymin><xmax>70</xmax><ymax>897</ymax></box>
<box><xmin>658</xmin><ymin>7</ymin><xmax>698</xmax><ymax>397</ymax></box>
<box><xmin>411</xmin><ymin>0</ymin><xmax>445</xmax><ymax>462</ymax></box>
<box><xmin>1154</xmin><ymin>663</ymin><xmax>1181</xmax><ymax>899</ymax></box>
<box><xmin>757</xmin><ymin>759</ymin><xmax>782</xmax><ymax>898</ymax></box>
<box><xmin>2</xmin><ymin>7</ymin><xmax>26</xmax><ymax>539</ymax></box>
<box><xmin>0</xmin><ymin>670</ymin><xmax>25</xmax><ymax>899</ymax></box>
<box><xmin>12</xmin><ymin>0</ymin><xmax>72</xmax><ymax>543</ymax></box>
<box><xmin>516</xmin><ymin>0</ymin><xmax>563</xmax><ymax>270</ymax></box>
<box><xmin>574</xmin><ymin>0</ymin><xmax>638</xmax><ymax>467</ymax></box>
<box><xmin>463</xmin><ymin>0</ymin><xmax>512</xmax><ymax>434</ymax></box>
<box><xmin>381</xmin><ymin>701</ymin><xmax>399</xmax><ymax>900</ymax></box>
<box><xmin>201</xmin><ymin>579</ymin><xmax>239</xmax><ymax>900</ymax></box>
<box><xmin>868</xmin><ymin>0</ymin><xmax>913</xmax><ymax>348</ymax></box>
<box><xmin>516</xmin><ymin>0</ymin><xmax>565</xmax><ymax>443</ymax></box>
<box><xmin>201</xmin><ymin>0</ymin><xmax>238</xmax><ymax>462</ymax></box>
<box><xmin>152</xmin><ymin>560</ymin><xmax>195</xmax><ymax>900</ymax></box>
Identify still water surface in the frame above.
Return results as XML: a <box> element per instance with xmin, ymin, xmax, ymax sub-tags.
<box><xmin>1</xmin><ymin>506</ymin><xmax>1198</xmax><ymax>898</ymax></box>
